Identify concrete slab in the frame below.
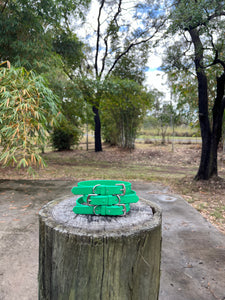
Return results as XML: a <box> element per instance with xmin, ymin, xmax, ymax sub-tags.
<box><xmin>0</xmin><ymin>180</ymin><xmax>225</xmax><ymax>300</ymax></box>
<box><xmin>133</xmin><ymin>181</ymin><xmax>225</xmax><ymax>300</ymax></box>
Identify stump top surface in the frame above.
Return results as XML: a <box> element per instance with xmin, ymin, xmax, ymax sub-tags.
<box><xmin>39</xmin><ymin>197</ymin><xmax>161</xmax><ymax>237</ymax></box>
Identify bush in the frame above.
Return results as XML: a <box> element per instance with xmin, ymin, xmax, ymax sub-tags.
<box><xmin>101</xmin><ymin>78</ymin><xmax>152</xmax><ymax>149</ymax></box>
<box><xmin>52</xmin><ymin>121</ymin><xmax>81</xmax><ymax>151</ymax></box>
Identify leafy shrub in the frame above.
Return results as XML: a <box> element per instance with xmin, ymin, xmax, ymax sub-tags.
<box><xmin>52</xmin><ymin>121</ymin><xmax>81</xmax><ymax>151</ymax></box>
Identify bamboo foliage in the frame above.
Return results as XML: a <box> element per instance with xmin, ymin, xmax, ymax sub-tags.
<box><xmin>0</xmin><ymin>64</ymin><xmax>61</xmax><ymax>170</ymax></box>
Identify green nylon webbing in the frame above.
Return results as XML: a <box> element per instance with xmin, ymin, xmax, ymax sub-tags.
<box><xmin>73</xmin><ymin>196</ymin><xmax>130</xmax><ymax>216</ymax></box>
<box><xmin>83</xmin><ymin>190</ymin><xmax>139</xmax><ymax>206</ymax></box>
<box><xmin>72</xmin><ymin>180</ymin><xmax>138</xmax><ymax>216</ymax></box>
<box><xmin>71</xmin><ymin>180</ymin><xmax>132</xmax><ymax>196</ymax></box>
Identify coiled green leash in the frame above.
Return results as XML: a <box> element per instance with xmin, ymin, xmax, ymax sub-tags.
<box><xmin>71</xmin><ymin>180</ymin><xmax>138</xmax><ymax>216</ymax></box>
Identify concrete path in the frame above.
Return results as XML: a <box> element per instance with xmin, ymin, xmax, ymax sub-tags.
<box><xmin>0</xmin><ymin>180</ymin><xmax>225</xmax><ymax>300</ymax></box>
<box><xmin>132</xmin><ymin>181</ymin><xmax>225</xmax><ymax>300</ymax></box>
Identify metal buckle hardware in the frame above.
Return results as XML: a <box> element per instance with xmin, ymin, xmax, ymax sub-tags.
<box><xmin>93</xmin><ymin>205</ymin><xmax>100</xmax><ymax>215</ymax></box>
<box><xmin>87</xmin><ymin>194</ymin><xmax>98</xmax><ymax>206</ymax></box>
<box><xmin>115</xmin><ymin>183</ymin><xmax>126</xmax><ymax>196</ymax></box>
<box><xmin>93</xmin><ymin>184</ymin><xmax>101</xmax><ymax>194</ymax></box>
<box><xmin>115</xmin><ymin>194</ymin><xmax>121</xmax><ymax>204</ymax></box>
<box><xmin>117</xmin><ymin>203</ymin><xmax>127</xmax><ymax>216</ymax></box>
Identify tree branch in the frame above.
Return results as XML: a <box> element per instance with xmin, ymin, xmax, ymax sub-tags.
<box><xmin>213</xmin><ymin>57</ymin><xmax>225</xmax><ymax>70</ymax></box>
<box><xmin>99</xmin><ymin>0</ymin><xmax>122</xmax><ymax>79</ymax></box>
<box><xmin>63</xmin><ymin>66</ymin><xmax>74</xmax><ymax>81</ymax></box>
<box><xmin>186</xmin><ymin>10</ymin><xmax>225</xmax><ymax>31</ymax></box>
<box><xmin>112</xmin><ymin>0</ymin><xmax>122</xmax><ymax>26</ymax></box>
<box><xmin>1</xmin><ymin>0</ymin><xmax>9</xmax><ymax>13</ymax></box>
<box><xmin>95</xmin><ymin>0</ymin><xmax>105</xmax><ymax>79</ymax></box>
<box><xmin>106</xmin><ymin>19</ymin><xmax>166</xmax><ymax>78</ymax></box>
<box><xmin>99</xmin><ymin>36</ymin><xmax>108</xmax><ymax>79</ymax></box>
<box><xmin>207</xmin><ymin>11</ymin><xmax>225</xmax><ymax>22</ymax></box>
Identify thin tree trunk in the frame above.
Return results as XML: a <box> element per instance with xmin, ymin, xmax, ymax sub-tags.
<box><xmin>93</xmin><ymin>105</ymin><xmax>102</xmax><ymax>152</ymax></box>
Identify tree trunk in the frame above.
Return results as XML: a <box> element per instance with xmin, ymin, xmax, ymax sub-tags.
<box><xmin>194</xmin><ymin>68</ymin><xmax>212</xmax><ymax>180</ymax></box>
<box><xmin>93</xmin><ymin>105</ymin><xmax>102</xmax><ymax>152</ymax></box>
<box><xmin>39</xmin><ymin>197</ymin><xmax>162</xmax><ymax>300</ymax></box>
<box><xmin>189</xmin><ymin>29</ymin><xmax>225</xmax><ymax>180</ymax></box>
<box><xmin>189</xmin><ymin>28</ymin><xmax>212</xmax><ymax>180</ymax></box>
<box><xmin>211</xmin><ymin>73</ymin><xmax>225</xmax><ymax>176</ymax></box>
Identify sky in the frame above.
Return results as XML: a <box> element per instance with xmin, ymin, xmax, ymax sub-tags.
<box><xmin>145</xmin><ymin>53</ymin><xmax>170</xmax><ymax>101</ymax></box>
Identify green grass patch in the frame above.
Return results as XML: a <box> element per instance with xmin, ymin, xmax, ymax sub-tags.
<box><xmin>138</xmin><ymin>125</ymin><xmax>200</xmax><ymax>138</ymax></box>
<box><xmin>196</xmin><ymin>202</ymin><xmax>208</xmax><ymax>212</ymax></box>
<box><xmin>210</xmin><ymin>206</ymin><xmax>225</xmax><ymax>220</ymax></box>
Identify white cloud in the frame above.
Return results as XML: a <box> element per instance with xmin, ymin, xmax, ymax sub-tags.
<box><xmin>146</xmin><ymin>54</ymin><xmax>170</xmax><ymax>101</ymax></box>
<box><xmin>148</xmin><ymin>54</ymin><xmax>162</xmax><ymax>71</ymax></box>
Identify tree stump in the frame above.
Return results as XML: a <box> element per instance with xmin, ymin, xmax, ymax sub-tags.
<box><xmin>38</xmin><ymin>197</ymin><xmax>162</xmax><ymax>300</ymax></box>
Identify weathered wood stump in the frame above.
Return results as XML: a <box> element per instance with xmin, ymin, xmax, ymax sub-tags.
<box><xmin>39</xmin><ymin>197</ymin><xmax>162</xmax><ymax>300</ymax></box>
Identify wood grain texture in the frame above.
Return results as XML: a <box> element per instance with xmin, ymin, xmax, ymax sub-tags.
<box><xmin>39</xmin><ymin>197</ymin><xmax>162</xmax><ymax>300</ymax></box>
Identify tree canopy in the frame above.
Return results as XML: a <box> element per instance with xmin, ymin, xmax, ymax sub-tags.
<box><xmin>0</xmin><ymin>0</ymin><xmax>91</xmax><ymax>71</ymax></box>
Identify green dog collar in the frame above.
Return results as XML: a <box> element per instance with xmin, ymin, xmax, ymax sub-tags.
<box><xmin>83</xmin><ymin>190</ymin><xmax>139</xmax><ymax>206</ymax></box>
<box><xmin>73</xmin><ymin>196</ymin><xmax>130</xmax><ymax>216</ymax></box>
<box><xmin>71</xmin><ymin>180</ymin><xmax>132</xmax><ymax>196</ymax></box>
<box><xmin>72</xmin><ymin>180</ymin><xmax>138</xmax><ymax>216</ymax></box>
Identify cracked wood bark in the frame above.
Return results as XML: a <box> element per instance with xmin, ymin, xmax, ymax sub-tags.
<box><xmin>38</xmin><ymin>197</ymin><xmax>161</xmax><ymax>300</ymax></box>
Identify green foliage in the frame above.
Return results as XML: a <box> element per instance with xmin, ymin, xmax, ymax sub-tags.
<box><xmin>52</xmin><ymin>29</ymin><xmax>85</xmax><ymax>74</ymax></box>
<box><xmin>51</xmin><ymin>120</ymin><xmax>81</xmax><ymax>151</ymax></box>
<box><xmin>0</xmin><ymin>64</ymin><xmax>61</xmax><ymax>169</ymax></box>
<box><xmin>111</xmin><ymin>44</ymin><xmax>149</xmax><ymax>84</ymax></box>
<box><xmin>0</xmin><ymin>0</ymin><xmax>94</xmax><ymax>161</ymax></box>
<box><xmin>0</xmin><ymin>0</ymin><xmax>54</xmax><ymax>70</ymax></box>
<box><xmin>142</xmin><ymin>115</ymin><xmax>160</xmax><ymax>130</ymax></box>
<box><xmin>166</xmin><ymin>65</ymin><xmax>224</xmax><ymax>126</ymax></box>
<box><xmin>46</xmin><ymin>75</ymin><xmax>93</xmax><ymax>151</ymax></box>
<box><xmin>101</xmin><ymin>78</ymin><xmax>154</xmax><ymax>149</ymax></box>
<box><xmin>0</xmin><ymin>0</ymin><xmax>91</xmax><ymax>72</ymax></box>
<box><xmin>73</xmin><ymin>77</ymin><xmax>101</xmax><ymax>108</ymax></box>
<box><xmin>169</xmin><ymin>0</ymin><xmax>225</xmax><ymax>32</ymax></box>
<box><xmin>152</xmin><ymin>101</ymin><xmax>180</xmax><ymax>144</ymax></box>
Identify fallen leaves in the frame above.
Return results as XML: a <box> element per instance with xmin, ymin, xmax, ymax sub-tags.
<box><xmin>21</xmin><ymin>203</ymin><xmax>31</xmax><ymax>208</ymax></box>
